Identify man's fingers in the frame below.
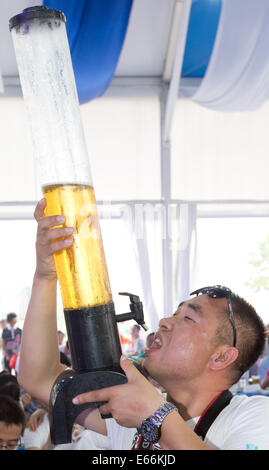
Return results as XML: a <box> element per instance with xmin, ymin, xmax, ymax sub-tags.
<box><xmin>34</xmin><ymin>199</ymin><xmax>67</xmax><ymax>229</ymax></box>
<box><xmin>120</xmin><ymin>355</ymin><xmax>144</xmax><ymax>381</ymax></box>
<box><xmin>34</xmin><ymin>200</ymin><xmax>74</xmax><ymax>253</ymax></box>
<box><xmin>71</xmin><ymin>356</ymin><xmax>144</xmax><ymax>407</ymax></box>
<box><xmin>33</xmin><ymin>198</ymin><xmax>47</xmax><ymax>221</ymax></box>
<box><xmin>73</xmin><ymin>387</ymin><xmax>114</xmax><ymax>405</ymax></box>
<box><xmin>46</xmin><ymin>226</ymin><xmax>74</xmax><ymax>242</ymax></box>
<box><xmin>47</xmin><ymin>237</ymin><xmax>73</xmax><ymax>254</ymax></box>
<box><xmin>37</xmin><ymin>214</ymin><xmax>66</xmax><ymax>232</ymax></box>
<box><xmin>98</xmin><ymin>403</ymin><xmax>111</xmax><ymax>417</ymax></box>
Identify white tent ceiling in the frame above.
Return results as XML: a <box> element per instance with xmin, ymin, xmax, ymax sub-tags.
<box><xmin>0</xmin><ymin>0</ymin><xmax>269</xmax><ymax>205</ymax></box>
<box><xmin>0</xmin><ymin>0</ymin><xmax>179</xmax><ymax>91</ymax></box>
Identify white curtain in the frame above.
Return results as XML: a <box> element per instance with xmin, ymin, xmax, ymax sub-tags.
<box><xmin>123</xmin><ymin>204</ymin><xmax>161</xmax><ymax>332</ymax></box>
<box><xmin>182</xmin><ymin>0</ymin><xmax>269</xmax><ymax>111</ymax></box>
<box><xmin>171</xmin><ymin>98</ymin><xmax>269</xmax><ymax>201</ymax></box>
<box><xmin>174</xmin><ymin>203</ymin><xmax>197</xmax><ymax>304</ymax></box>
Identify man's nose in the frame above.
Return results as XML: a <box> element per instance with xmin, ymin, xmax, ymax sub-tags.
<box><xmin>159</xmin><ymin>316</ymin><xmax>174</xmax><ymax>330</ymax></box>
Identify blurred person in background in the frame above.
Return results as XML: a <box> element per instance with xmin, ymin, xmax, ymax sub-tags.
<box><xmin>0</xmin><ymin>319</ymin><xmax>7</xmax><ymax>369</ymax></box>
<box><xmin>127</xmin><ymin>324</ymin><xmax>145</xmax><ymax>357</ymax></box>
<box><xmin>0</xmin><ymin>395</ymin><xmax>26</xmax><ymax>450</ymax></box>
<box><xmin>2</xmin><ymin>313</ymin><xmax>22</xmax><ymax>373</ymax></box>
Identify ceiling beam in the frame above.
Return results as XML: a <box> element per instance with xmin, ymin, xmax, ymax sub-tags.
<box><xmin>161</xmin><ymin>0</ymin><xmax>192</xmax><ymax>142</ymax></box>
<box><xmin>0</xmin><ymin>74</ymin><xmax>202</xmax><ymax>100</ymax></box>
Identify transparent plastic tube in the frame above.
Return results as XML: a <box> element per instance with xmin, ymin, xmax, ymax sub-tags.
<box><xmin>10</xmin><ymin>7</ymin><xmax>112</xmax><ymax>308</ymax></box>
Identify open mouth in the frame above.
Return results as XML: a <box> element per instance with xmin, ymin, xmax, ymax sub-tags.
<box><xmin>146</xmin><ymin>334</ymin><xmax>163</xmax><ymax>352</ymax></box>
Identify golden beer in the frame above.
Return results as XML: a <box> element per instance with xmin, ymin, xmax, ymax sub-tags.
<box><xmin>43</xmin><ymin>184</ymin><xmax>112</xmax><ymax>309</ymax></box>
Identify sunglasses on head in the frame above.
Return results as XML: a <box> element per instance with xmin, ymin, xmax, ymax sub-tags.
<box><xmin>190</xmin><ymin>285</ymin><xmax>237</xmax><ymax>347</ymax></box>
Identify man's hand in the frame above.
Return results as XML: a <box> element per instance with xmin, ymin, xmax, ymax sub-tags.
<box><xmin>21</xmin><ymin>392</ymin><xmax>32</xmax><ymax>409</ymax></box>
<box><xmin>34</xmin><ymin>199</ymin><xmax>73</xmax><ymax>280</ymax></box>
<box><xmin>72</xmin><ymin>355</ymin><xmax>165</xmax><ymax>429</ymax></box>
<box><xmin>27</xmin><ymin>408</ymin><xmax>47</xmax><ymax>432</ymax></box>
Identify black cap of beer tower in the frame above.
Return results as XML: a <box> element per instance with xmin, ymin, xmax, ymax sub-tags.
<box><xmin>9</xmin><ymin>6</ymin><xmax>66</xmax><ymax>31</ymax></box>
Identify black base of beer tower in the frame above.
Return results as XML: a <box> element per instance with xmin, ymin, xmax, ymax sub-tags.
<box><xmin>49</xmin><ymin>302</ymin><xmax>127</xmax><ymax>445</ymax></box>
<box><xmin>49</xmin><ymin>368</ymin><xmax>127</xmax><ymax>445</ymax></box>
<box><xmin>64</xmin><ymin>302</ymin><xmax>123</xmax><ymax>371</ymax></box>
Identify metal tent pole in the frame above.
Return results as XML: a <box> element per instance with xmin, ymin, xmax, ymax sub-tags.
<box><xmin>160</xmin><ymin>0</ymin><xmax>192</xmax><ymax>316</ymax></box>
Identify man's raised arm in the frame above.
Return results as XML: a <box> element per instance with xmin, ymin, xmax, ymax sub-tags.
<box><xmin>18</xmin><ymin>198</ymin><xmax>73</xmax><ymax>405</ymax></box>
<box><xmin>18</xmin><ymin>199</ymin><xmax>107</xmax><ymax>436</ymax></box>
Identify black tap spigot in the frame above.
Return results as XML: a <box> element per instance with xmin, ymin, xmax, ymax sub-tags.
<box><xmin>116</xmin><ymin>292</ymin><xmax>148</xmax><ymax>331</ymax></box>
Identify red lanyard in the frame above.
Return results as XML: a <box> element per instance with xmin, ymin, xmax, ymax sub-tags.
<box><xmin>194</xmin><ymin>389</ymin><xmax>233</xmax><ymax>440</ymax></box>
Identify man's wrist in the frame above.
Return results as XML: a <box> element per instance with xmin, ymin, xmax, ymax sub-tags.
<box><xmin>34</xmin><ymin>270</ymin><xmax>57</xmax><ymax>282</ymax></box>
<box><xmin>138</xmin><ymin>401</ymin><xmax>178</xmax><ymax>443</ymax></box>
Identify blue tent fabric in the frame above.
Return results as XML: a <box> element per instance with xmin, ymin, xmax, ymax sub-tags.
<box><xmin>43</xmin><ymin>0</ymin><xmax>133</xmax><ymax>103</ymax></box>
<box><xmin>182</xmin><ymin>0</ymin><xmax>222</xmax><ymax>78</ymax></box>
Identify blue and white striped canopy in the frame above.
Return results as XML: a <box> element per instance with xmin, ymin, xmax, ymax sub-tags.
<box><xmin>42</xmin><ymin>0</ymin><xmax>221</xmax><ymax>104</ymax></box>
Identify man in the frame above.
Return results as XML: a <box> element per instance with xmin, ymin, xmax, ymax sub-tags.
<box><xmin>0</xmin><ymin>395</ymin><xmax>26</xmax><ymax>450</ymax></box>
<box><xmin>0</xmin><ymin>318</ymin><xmax>7</xmax><ymax>369</ymax></box>
<box><xmin>2</xmin><ymin>312</ymin><xmax>22</xmax><ymax>372</ymax></box>
<box><xmin>128</xmin><ymin>324</ymin><xmax>145</xmax><ymax>356</ymax></box>
<box><xmin>18</xmin><ymin>199</ymin><xmax>269</xmax><ymax>450</ymax></box>
<box><xmin>57</xmin><ymin>330</ymin><xmax>65</xmax><ymax>350</ymax></box>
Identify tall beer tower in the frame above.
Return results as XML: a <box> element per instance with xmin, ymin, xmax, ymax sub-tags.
<box><xmin>9</xmin><ymin>6</ymin><xmax>147</xmax><ymax>444</ymax></box>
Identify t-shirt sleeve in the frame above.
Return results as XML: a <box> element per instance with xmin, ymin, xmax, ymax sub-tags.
<box><xmin>23</xmin><ymin>413</ymin><xmax>50</xmax><ymax>449</ymax></box>
<box><xmin>106</xmin><ymin>418</ymin><xmax>137</xmax><ymax>450</ymax></box>
<box><xmin>206</xmin><ymin>395</ymin><xmax>269</xmax><ymax>450</ymax></box>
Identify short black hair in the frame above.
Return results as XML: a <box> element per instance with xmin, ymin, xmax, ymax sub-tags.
<box><xmin>0</xmin><ymin>381</ymin><xmax>20</xmax><ymax>402</ymax></box>
<box><xmin>6</xmin><ymin>313</ymin><xmax>17</xmax><ymax>323</ymax></box>
<box><xmin>0</xmin><ymin>371</ymin><xmax>19</xmax><ymax>387</ymax></box>
<box><xmin>132</xmin><ymin>324</ymin><xmax>141</xmax><ymax>331</ymax></box>
<box><xmin>215</xmin><ymin>294</ymin><xmax>266</xmax><ymax>383</ymax></box>
<box><xmin>0</xmin><ymin>395</ymin><xmax>26</xmax><ymax>431</ymax></box>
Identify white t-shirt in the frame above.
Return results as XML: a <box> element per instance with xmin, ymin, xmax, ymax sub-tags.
<box><xmin>54</xmin><ymin>429</ymin><xmax>112</xmax><ymax>450</ymax></box>
<box><xmin>25</xmin><ymin>394</ymin><xmax>269</xmax><ymax>450</ymax></box>
<box><xmin>203</xmin><ymin>394</ymin><xmax>269</xmax><ymax>450</ymax></box>
<box><xmin>24</xmin><ymin>413</ymin><xmax>108</xmax><ymax>450</ymax></box>
<box><xmin>23</xmin><ymin>413</ymin><xmax>51</xmax><ymax>450</ymax></box>
<box><xmin>88</xmin><ymin>395</ymin><xmax>269</xmax><ymax>450</ymax></box>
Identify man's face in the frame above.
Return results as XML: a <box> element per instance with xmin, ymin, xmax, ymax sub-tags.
<box><xmin>144</xmin><ymin>294</ymin><xmax>226</xmax><ymax>385</ymax></box>
<box><xmin>9</xmin><ymin>317</ymin><xmax>17</xmax><ymax>328</ymax></box>
<box><xmin>0</xmin><ymin>421</ymin><xmax>22</xmax><ymax>450</ymax></box>
<box><xmin>58</xmin><ymin>332</ymin><xmax>64</xmax><ymax>345</ymax></box>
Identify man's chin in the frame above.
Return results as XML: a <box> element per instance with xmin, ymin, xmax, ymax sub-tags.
<box><xmin>142</xmin><ymin>357</ymin><xmax>157</xmax><ymax>379</ymax></box>
<box><xmin>142</xmin><ymin>359</ymin><xmax>166</xmax><ymax>392</ymax></box>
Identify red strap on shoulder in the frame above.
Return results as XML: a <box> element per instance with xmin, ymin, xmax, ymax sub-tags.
<box><xmin>194</xmin><ymin>392</ymin><xmax>223</xmax><ymax>433</ymax></box>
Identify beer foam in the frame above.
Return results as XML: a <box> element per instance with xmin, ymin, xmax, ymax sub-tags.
<box><xmin>11</xmin><ymin>18</ymin><xmax>93</xmax><ymax>187</ymax></box>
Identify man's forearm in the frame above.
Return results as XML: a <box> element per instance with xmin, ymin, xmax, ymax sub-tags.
<box><xmin>18</xmin><ymin>272</ymin><xmax>66</xmax><ymax>405</ymax></box>
<box><xmin>159</xmin><ymin>411</ymin><xmax>213</xmax><ymax>450</ymax></box>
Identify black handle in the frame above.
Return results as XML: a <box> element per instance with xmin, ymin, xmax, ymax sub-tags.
<box><xmin>116</xmin><ymin>292</ymin><xmax>148</xmax><ymax>331</ymax></box>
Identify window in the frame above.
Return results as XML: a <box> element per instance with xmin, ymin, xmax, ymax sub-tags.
<box><xmin>195</xmin><ymin>216</ymin><xmax>269</xmax><ymax>324</ymax></box>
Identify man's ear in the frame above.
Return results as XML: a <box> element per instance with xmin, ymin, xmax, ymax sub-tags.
<box><xmin>209</xmin><ymin>345</ymin><xmax>239</xmax><ymax>371</ymax></box>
